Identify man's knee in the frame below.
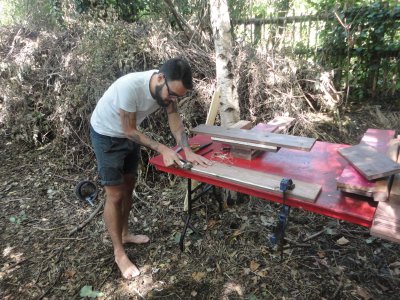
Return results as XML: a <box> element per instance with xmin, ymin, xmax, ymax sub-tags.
<box><xmin>105</xmin><ymin>186</ymin><xmax>126</xmax><ymax>205</ymax></box>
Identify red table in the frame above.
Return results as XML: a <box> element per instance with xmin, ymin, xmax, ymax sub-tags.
<box><xmin>149</xmin><ymin>134</ymin><xmax>377</xmax><ymax>228</ymax></box>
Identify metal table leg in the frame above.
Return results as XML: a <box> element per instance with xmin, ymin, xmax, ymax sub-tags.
<box><xmin>179</xmin><ymin>179</ymin><xmax>223</xmax><ymax>251</ymax></box>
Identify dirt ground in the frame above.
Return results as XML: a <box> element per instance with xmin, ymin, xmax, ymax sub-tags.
<box><xmin>1</xmin><ymin>131</ymin><xmax>400</xmax><ymax>300</ymax></box>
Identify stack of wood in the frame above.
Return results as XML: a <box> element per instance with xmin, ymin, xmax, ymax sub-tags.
<box><xmin>336</xmin><ymin>129</ymin><xmax>400</xmax><ymax>243</ymax></box>
<box><xmin>226</xmin><ymin>117</ymin><xmax>296</xmax><ymax>160</ymax></box>
<box><xmin>191</xmin><ymin>116</ymin><xmax>317</xmax><ymax>206</ymax></box>
<box><xmin>193</xmin><ymin>116</ymin><xmax>316</xmax><ymax>160</ymax></box>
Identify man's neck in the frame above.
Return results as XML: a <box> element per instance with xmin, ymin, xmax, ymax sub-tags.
<box><xmin>149</xmin><ymin>72</ymin><xmax>157</xmax><ymax>98</ymax></box>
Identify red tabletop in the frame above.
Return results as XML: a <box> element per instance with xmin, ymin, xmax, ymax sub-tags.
<box><xmin>149</xmin><ymin>135</ymin><xmax>377</xmax><ymax>227</ymax></box>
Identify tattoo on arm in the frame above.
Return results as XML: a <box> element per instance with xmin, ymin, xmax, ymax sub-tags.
<box><xmin>180</xmin><ymin>131</ymin><xmax>189</xmax><ymax>148</ymax></box>
<box><xmin>120</xmin><ymin>109</ymin><xmax>162</xmax><ymax>151</ymax></box>
<box><xmin>128</xmin><ymin>131</ymin><xmax>162</xmax><ymax>151</ymax></box>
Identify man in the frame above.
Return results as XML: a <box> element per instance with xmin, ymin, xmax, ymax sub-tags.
<box><xmin>90</xmin><ymin>58</ymin><xmax>212</xmax><ymax>279</ymax></box>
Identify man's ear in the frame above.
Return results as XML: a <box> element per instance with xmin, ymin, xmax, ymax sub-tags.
<box><xmin>156</xmin><ymin>72</ymin><xmax>165</xmax><ymax>83</ymax></box>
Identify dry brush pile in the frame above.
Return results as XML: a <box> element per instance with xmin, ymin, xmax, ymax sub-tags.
<box><xmin>1</xmin><ymin>17</ymin><xmax>400</xmax><ymax>167</ymax></box>
<box><xmin>2</xmin><ymin>16</ymin><xmax>400</xmax><ymax>300</ymax></box>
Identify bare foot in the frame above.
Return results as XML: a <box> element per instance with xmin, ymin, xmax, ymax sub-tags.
<box><xmin>115</xmin><ymin>253</ymin><xmax>140</xmax><ymax>279</ymax></box>
<box><xmin>122</xmin><ymin>234</ymin><xmax>150</xmax><ymax>244</ymax></box>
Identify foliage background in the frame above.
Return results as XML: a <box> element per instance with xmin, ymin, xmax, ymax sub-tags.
<box><xmin>1</xmin><ymin>1</ymin><xmax>400</xmax><ymax>299</ymax></box>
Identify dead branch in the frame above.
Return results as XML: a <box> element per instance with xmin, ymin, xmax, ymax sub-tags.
<box><xmin>68</xmin><ymin>199</ymin><xmax>104</xmax><ymax>236</ymax></box>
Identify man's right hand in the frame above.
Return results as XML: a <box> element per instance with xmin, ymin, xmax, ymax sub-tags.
<box><xmin>159</xmin><ymin>146</ymin><xmax>182</xmax><ymax>167</ymax></box>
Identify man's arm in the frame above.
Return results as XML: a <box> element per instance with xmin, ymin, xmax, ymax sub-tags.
<box><xmin>166</xmin><ymin>101</ymin><xmax>190</xmax><ymax>152</ymax></box>
<box><xmin>166</xmin><ymin>102</ymin><xmax>212</xmax><ymax>167</ymax></box>
<box><xmin>119</xmin><ymin>108</ymin><xmax>181</xmax><ymax>167</ymax></box>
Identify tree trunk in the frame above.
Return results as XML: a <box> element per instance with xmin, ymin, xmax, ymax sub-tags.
<box><xmin>210</xmin><ymin>0</ymin><xmax>239</xmax><ymax>127</ymax></box>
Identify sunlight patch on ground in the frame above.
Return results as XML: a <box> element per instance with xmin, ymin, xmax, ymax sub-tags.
<box><xmin>222</xmin><ymin>281</ymin><xmax>244</xmax><ymax>298</ymax></box>
<box><xmin>3</xmin><ymin>245</ymin><xmax>14</xmax><ymax>257</ymax></box>
<box><xmin>3</xmin><ymin>246</ymin><xmax>23</xmax><ymax>261</ymax></box>
<box><xmin>1</xmin><ymin>246</ymin><xmax>25</xmax><ymax>279</ymax></box>
<box><xmin>128</xmin><ymin>265</ymin><xmax>165</xmax><ymax>297</ymax></box>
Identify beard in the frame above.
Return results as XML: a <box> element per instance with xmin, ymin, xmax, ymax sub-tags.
<box><xmin>154</xmin><ymin>83</ymin><xmax>170</xmax><ymax>108</ymax></box>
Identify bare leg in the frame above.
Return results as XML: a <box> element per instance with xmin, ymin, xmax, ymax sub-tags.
<box><xmin>121</xmin><ymin>174</ymin><xmax>150</xmax><ymax>244</ymax></box>
<box><xmin>104</xmin><ymin>184</ymin><xmax>140</xmax><ymax>279</ymax></box>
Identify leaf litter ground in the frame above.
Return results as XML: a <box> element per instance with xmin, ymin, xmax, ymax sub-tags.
<box><xmin>1</xmin><ymin>133</ymin><xmax>400</xmax><ymax>300</ymax></box>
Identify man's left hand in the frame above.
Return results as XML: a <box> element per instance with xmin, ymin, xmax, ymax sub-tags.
<box><xmin>184</xmin><ymin>151</ymin><xmax>214</xmax><ymax>167</ymax></box>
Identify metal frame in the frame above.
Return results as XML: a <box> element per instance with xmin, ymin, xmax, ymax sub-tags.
<box><xmin>179</xmin><ymin>178</ymin><xmax>222</xmax><ymax>251</ymax></box>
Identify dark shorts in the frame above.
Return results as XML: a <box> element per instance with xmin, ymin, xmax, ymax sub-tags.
<box><xmin>90</xmin><ymin>126</ymin><xmax>141</xmax><ymax>186</ymax></box>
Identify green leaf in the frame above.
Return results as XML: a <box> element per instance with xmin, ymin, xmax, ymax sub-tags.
<box><xmin>365</xmin><ymin>237</ymin><xmax>375</xmax><ymax>244</ymax></box>
<box><xmin>79</xmin><ymin>285</ymin><xmax>104</xmax><ymax>298</ymax></box>
<box><xmin>9</xmin><ymin>216</ymin><xmax>16</xmax><ymax>223</ymax></box>
<box><xmin>326</xmin><ymin>228</ymin><xmax>334</xmax><ymax>235</ymax></box>
<box><xmin>174</xmin><ymin>233</ymin><xmax>181</xmax><ymax>244</ymax></box>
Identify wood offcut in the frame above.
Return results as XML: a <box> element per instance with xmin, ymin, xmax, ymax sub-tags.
<box><xmin>192</xmin><ymin>124</ymin><xmax>316</xmax><ymax>151</ymax></box>
<box><xmin>336</xmin><ymin>129</ymin><xmax>396</xmax><ymax>196</ymax></box>
<box><xmin>191</xmin><ymin>162</ymin><xmax>321</xmax><ymax>202</ymax></box>
<box><xmin>338</xmin><ymin>144</ymin><xmax>400</xmax><ymax>180</ymax></box>
<box><xmin>373</xmin><ymin>139</ymin><xmax>400</xmax><ymax>202</ymax></box>
<box><xmin>370</xmin><ymin>201</ymin><xmax>400</xmax><ymax>243</ymax></box>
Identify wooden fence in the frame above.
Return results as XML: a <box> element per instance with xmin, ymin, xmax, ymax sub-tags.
<box><xmin>232</xmin><ymin>12</ymin><xmax>400</xmax><ymax>100</ymax></box>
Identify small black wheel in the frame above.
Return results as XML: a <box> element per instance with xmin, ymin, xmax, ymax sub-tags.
<box><xmin>75</xmin><ymin>180</ymin><xmax>98</xmax><ymax>204</ymax></box>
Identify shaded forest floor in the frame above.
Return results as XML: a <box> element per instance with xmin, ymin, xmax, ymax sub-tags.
<box><xmin>1</xmin><ymin>117</ymin><xmax>400</xmax><ymax>300</ymax></box>
<box><xmin>1</xmin><ymin>14</ymin><xmax>400</xmax><ymax>299</ymax></box>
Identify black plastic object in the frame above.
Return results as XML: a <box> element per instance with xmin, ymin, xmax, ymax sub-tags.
<box><xmin>75</xmin><ymin>180</ymin><xmax>98</xmax><ymax>206</ymax></box>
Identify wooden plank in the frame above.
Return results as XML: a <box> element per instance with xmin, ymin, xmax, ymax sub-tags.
<box><xmin>216</xmin><ymin>117</ymin><xmax>295</xmax><ymax>160</ymax></box>
<box><xmin>190</xmin><ymin>162</ymin><xmax>322</xmax><ymax>202</ymax></box>
<box><xmin>337</xmin><ymin>129</ymin><xmax>396</xmax><ymax>195</ymax></box>
<box><xmin>373</xmin><ymin>177</ymin><xmax>393</xmax><ymax>202</ymax></box>
<box><xmin>370</xmin><ymin>219</ymin><xmax>400</xmax><ymax>244</ymax></box>
<box><xmin>374</xmin><ymin>201</ymin><xmax>400</xmax><ymax>221</ymax></box>
<box><xmin>361</xmin><ymin>129</ymin><xmax>396</xmax><ymax>149</ymax></box>
<box><xmin>211</xmin><ymin>137</ymin><xmax>279</xmax><ymax>152</ymax></box>
<box><xmin>205</xmin><ymin>88</ymin><xmax>220</xmax><ymax>125</ymax></box>
<box><xmin>337</xmin><ymin>144</ymin><xmax>400</xmax><ymax>180</ymax></box>
<box><xmin>373</xmin><ymin>139</ymin><xmax>400</xmax><ymax>202</ymax></box>
<box><xmin>336</xmin><ymin>167</ymin><xmax>375</xmax><ymax>193</ymax></box>
<box><xmin>192</xmin><ymin>124</ymin><xmax>316</xmax><ymax>151</ymax></box>
<box><xmin>340</xmin><ymin>188</ymin><xmax>373</xmax><ymax>198</ymax></box>
<box><xmin>263</xmin><ymin>116</ymin><xmax>295</xmax><ymax>133</ymax></box>
<box><xmin>390</xmin><ymin>174</ymin><xmax>400</xmax><ymax>203</ymax></box>
<box><xmin>389</xmin><ymin>140</ymin><xmax>400</xmax><ymax>203</ymax></box>
<box><xmin>185</xmin><ymin>89</ymin><xmax>221</xmax><ymax>211</ymax></box>
<box><xmin>229</xmin><ymin>120</ymin><xmax>253</xmax><ymax>129</ymax></box>
<box><xmin>370</xmin><ymin>201</ymin><xmax>400</xmax><ymax>243</ymax></box>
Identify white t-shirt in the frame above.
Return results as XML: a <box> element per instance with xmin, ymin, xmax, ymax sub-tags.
<box><xmin>90</xmin><ymin>70</ymin><xmax>160</xmax><ymax>137</ymax></box>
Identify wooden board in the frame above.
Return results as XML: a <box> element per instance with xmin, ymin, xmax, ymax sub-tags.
<box><xmin>211</xmin><ymin>137</ymin><xmax>279</xmax><ymax>152</ymax></box>
<box><xmin>389</xmin><ymin>141</ymin><xmax>400</xmax><ymax>203</ymax></box>
<box><xmin>373</xmin><ymin>139</ymin><xmax>400</xmax><ymax>202</ymax></box>
<box><xmin>390</xmin><ymin>174</ymin><xmax>400</xmax><ymax>203</ymax></box>
<box><xmin>338</xmin><ymin>144</ymin><xmax>400</xmax><ymax>180</ymax></box>
<box><xmin>337</xmin><ymin>167</ymin><xmax>375</xmax><ymax>193</ymax></box>
<box><xmin>190</xmin><ymin>162</ymin><xmax>322</xmax><ymax>202</ymax></box>
<box><xmin>340</xmin><ymin>187</ymin><xmax>373</xmax><ymax>198</ymax></box>
<box><xmin>213</xmin><ymin>117</ymin><xmax>295</xmax><ymax>160</ymax></box>
<box><xmin>261</xmin><ymin>116</ymin><xmax>295</xmax><ymax>133</ymax></box>
<box><xmin>192</xmin><ymin>124</ymin><xmax>316</xmax><ymax>151</ymax></box>
<box><xmin>205</xmin><ymin>88</ymin><xmax>220</xmax><ymax>125</ymax></box>
<box><xmin>370</xmin><ymin>201</ymin><xmax>400</xmax><ymax>243</ymax></box>
<box><xmin>336</xmin><ymin>129</ymin><xmax>396</xmax><ymax>195</ymax></box>
<box><xmin>229</xmin><ymin>120</ymin><xmax>253</xmax><ymax>129</ymax></box>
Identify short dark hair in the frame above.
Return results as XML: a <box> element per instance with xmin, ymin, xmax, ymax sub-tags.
<box><xmin>159</xmin><ymin>58</ymin><xmax>193</xmax><ymax>90</ymax></box>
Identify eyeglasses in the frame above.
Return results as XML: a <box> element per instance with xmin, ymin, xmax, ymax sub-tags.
<box><xmin>164</xmin><ymin>78</ymin><xmax>182</xmax><ymax>101</ymax></box>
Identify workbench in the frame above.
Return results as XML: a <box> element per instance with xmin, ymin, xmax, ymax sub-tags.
<box><xmin>149</xmin><ymin>134</ymin><xmax>378</xmax><ymax>247</ymax></box>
